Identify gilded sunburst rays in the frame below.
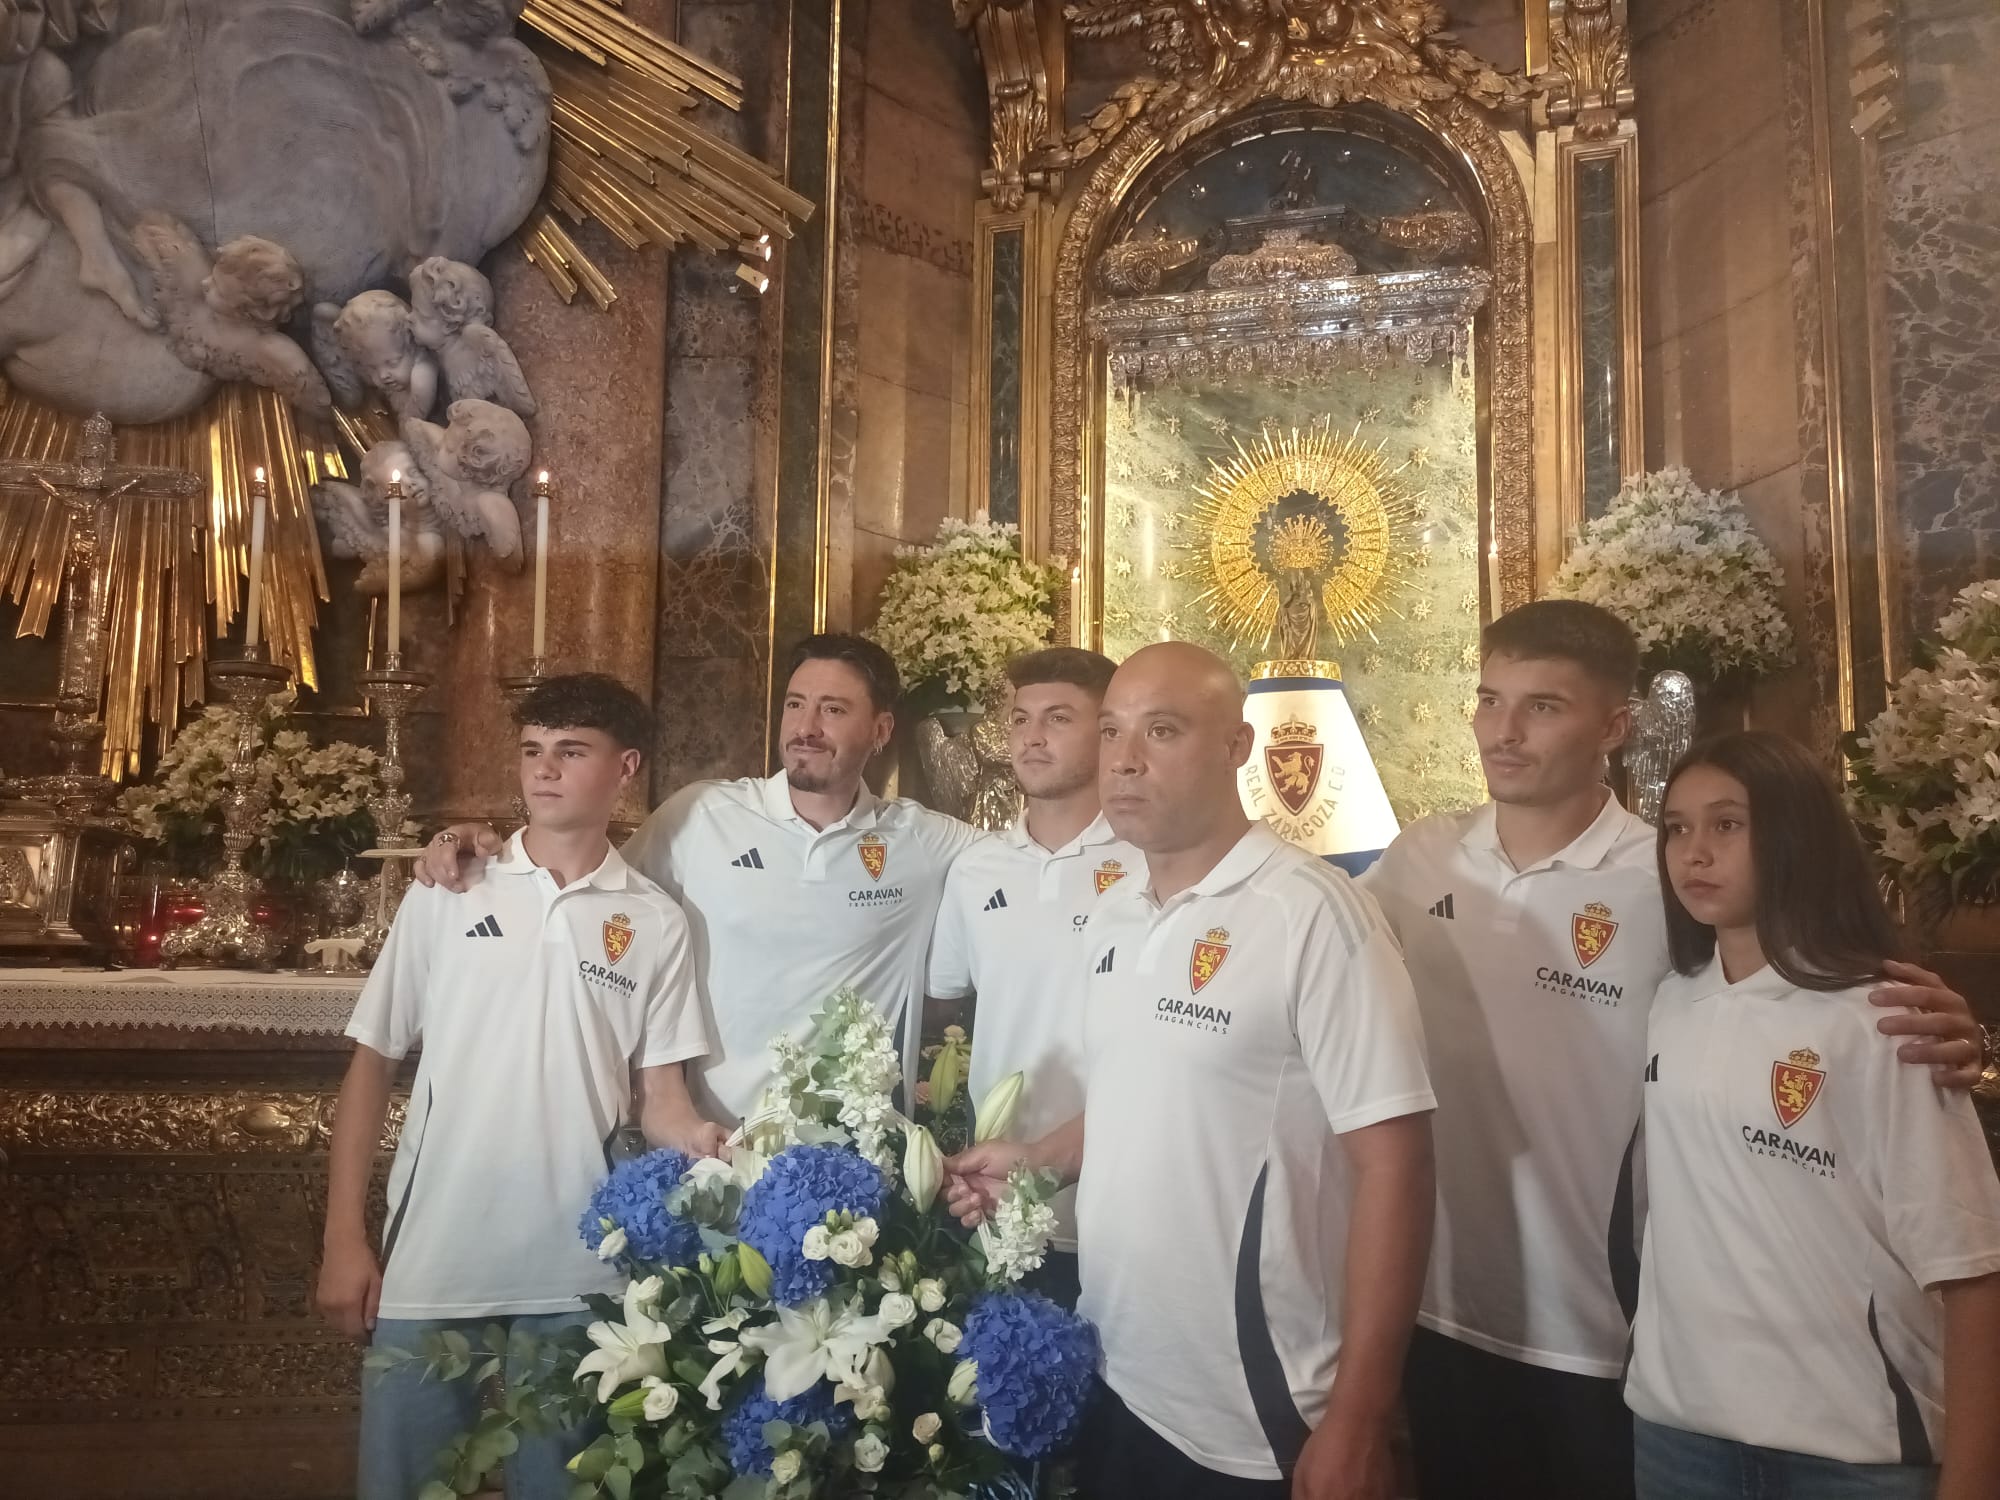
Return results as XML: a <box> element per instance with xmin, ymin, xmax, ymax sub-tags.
<box><xmin>1183</xmin><ymin>422</ymin><xmax>1418</xmax><ymax>651</ymax></box>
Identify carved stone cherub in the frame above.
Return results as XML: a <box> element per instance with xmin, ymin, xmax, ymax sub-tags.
<box><xmin>409</xmin><ymin>256</ymin><xmax>534</xmax><ymax>416</ymax></box>
<box><xmin>129</xmin><ymin>213</ymin><xmax>332</xmax><ymax>415</ymax></box>
<box><xmin>310</xmin><ymin>289</ymin><xmax>439</xmax><ymax>419</ymax></box>
<box><xmin>311</xmin><ymin>438</ymin><xmax>445</xmax><ymax>594</ymax></box>
<box><xmin>399</xmin><ymin>398</ymin><xmax>531</xmax><ymax>566</ymax></box>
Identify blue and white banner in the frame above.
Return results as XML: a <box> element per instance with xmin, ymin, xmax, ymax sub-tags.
<box><xmin>1239</xmin><ymin>671</ymin><xmax>1400</xmax><ymax>876</ymax></box>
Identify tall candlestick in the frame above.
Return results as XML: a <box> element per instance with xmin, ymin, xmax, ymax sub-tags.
<box><xmin>532</xmin><ymin>470</ymin><xmax>551</xmax><ymax>660</ymax></box>
<box><xmin>387</xmin><ymin>470</ymin><xmax>403</xmax><ymax>658</ymax></box>
<box><xmin>244</xmin><ymin>467</ymin><xmax>269</xmax><ymax>651</ymax></box>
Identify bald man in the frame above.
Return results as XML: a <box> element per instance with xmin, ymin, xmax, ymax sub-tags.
<box><xmin>949</xmin><ymin>643</ymin><xmax>1436</xmax><ymax>1500</ymax></box>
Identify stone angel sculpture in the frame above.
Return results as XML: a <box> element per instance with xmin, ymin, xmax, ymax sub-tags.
<box><xmin>399</xmin><ymin>397</ymin><xmax>531</xmax><ymax>566</ymax></box>
<box><xmin>311</xmin><ymin>289</ymin><xmax>439</xmax><ymax>420</ymax></box>
<box><xmin>129</xmin><ymin>213</ymin><xmax>332</xmax><ymax>415</ymax></box>
<box><xmin>311</xmin><ymin>439</ymin><xmax>445</xmax><ymax>595</ymax></box>
<box><xmin>1622</xmin><ymin>669</ymin><xmax>1696</xmax><ymax>826</ymax></box>
<box><xmin>409</xmin><ymin>255</ymin><xmax>534</xmax><ymax>416</ymax></box>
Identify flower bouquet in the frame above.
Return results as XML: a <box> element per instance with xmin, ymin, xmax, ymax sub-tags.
<box><xmin>1549</xmin><ymin>466</ymin><xmax>1795</xmax><ymax>684</ymax></box>
<box><xmin>1846</xmin><ymin>579</ymin><xmax>2000</xmax><ymax>911</ymax></box>
<box><xmin>870</xmin><ymin>520</ymin><xmax>1061</xmax><ymax>718</ymax></box>
<box><xmin>380</xmin><ymin>991</ymin><xmax>1096</xmax><ymax>1499</ymax></box>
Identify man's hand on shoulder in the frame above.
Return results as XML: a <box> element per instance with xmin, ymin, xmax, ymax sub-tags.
<box><xmin>412</xmin><ymin>822</ymin><xmax>503</xmax><ymax>892</ymax></box>
<box><xmin>1870</xmin><ymin>960</ymin><xmax>1988</xmax><ymax>1089</ymax></box>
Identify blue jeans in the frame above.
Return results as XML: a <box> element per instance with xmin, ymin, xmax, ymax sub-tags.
<box><xmin>360</xmin><ymin>1312</ymin><xmax>592</xmax><ymax>1500</ymax></box>
<box><xmin>1634</xmin><ymin>1416</ymin><xmax>1938</xmax><ymax>1500</ymax></box>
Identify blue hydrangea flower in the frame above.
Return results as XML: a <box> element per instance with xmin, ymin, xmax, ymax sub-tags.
<box><xmin>576</xmin><ymin>1148</ymin><xmax>701</xmax><ymax>1267</ymax></box>
<box><xmin>736</xmin><ymin>1144</ymin><xmax>887</xmax><ymax>1305</ymax></box>
<box><xmin>963</xmin><ymin>1291</ymin><xmax>1100</xmax><ymax>1460</ymax></box>
<box><xmin>720</xmin><ymin>1372</ymin><xmax>854</xmax><ymax>1475</ymax></box>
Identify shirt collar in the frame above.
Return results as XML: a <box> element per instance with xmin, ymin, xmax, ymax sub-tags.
<box><xmin>1002</xmin><ymin>809</ymin><xmax>1120</xmax><ymax>859</ymax></box>
<box><xmin>759</xmin><ymin>769</ymin><xmax>882</xmax><ymax>831</ymax></box>
<box><xmin>1145</xmin><ymin>822</ymin><xmax>1285</xmax><ymax>908</ymax></box>
<box><xmin>1685</xmin><ymin>950</ymin><xmax>1799</xmax><ymax>1003</ymax></box>
<box><xmin>1458</xmin><ymin>789</ymin><xmax>1634</xmax><ymax>873</ymax></box>
<box><xmin>491</xmin><ymin>829</ymin><xmax>631</xmax><ymax>890</ymax></box>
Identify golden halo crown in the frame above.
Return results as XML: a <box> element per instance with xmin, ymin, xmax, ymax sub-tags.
<box><xmin>1583</xmin><ymin>901</ymin><xmax>1612</xmax><ymax>919</ymax></box>
<box><xmin>1271</xmin><ymin>717</ymin><xmax>1318</xmax><ymax>746</ymax></box>
<box><xmin>1787</xmin><ymin>1047</ymin><xmax>1822</xmax><ymax>1067</ymax></box>
<box><xmin>1203</xmin><ymin>927</ymin><xmax>1231</xmax><ymax>944</ymax></box>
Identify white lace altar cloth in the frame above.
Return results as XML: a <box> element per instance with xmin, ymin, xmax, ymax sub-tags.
<box><xmin>0</xmin><ymin>967</ymin><xmax>364</xmax><ymax>1034</ymax></box>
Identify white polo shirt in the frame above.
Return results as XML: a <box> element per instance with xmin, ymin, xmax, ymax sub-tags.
<box><xmin>347</xmin><ymin>834</ymin><xmax>710</xmax><ymax>1318</ymax></box>
<box><xmin>926</xmin><ymin>811</ymin><xmax>1145</xmax><ymax>1249</ymax></box>
<box><xmin>622</xmin><ymin>771</ymin><xmax>979</xmax><ymax>1122</ymax></box>
<box><xmin>1628</xmin><ymin>956</ymin><xmax>2000</xmax><ymax>1464</ymax></box>
<box><xmin>1360</xmin><ymin>793</ymin><xmax>1668</xmax><ymax>1376</ymax></box>
<box><xmin>1076</xmin><ymin>823</ymin><xmax>1435</xmax><ymax>1479</ymax></box>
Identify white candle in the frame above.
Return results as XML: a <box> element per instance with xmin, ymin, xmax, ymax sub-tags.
<box><xmin>244</xmin><ymin>467</ymin><xmax>268</xmax><ymax>651</ymax></box>
<box><xmin>1069</xmin><ymin>563</ymin><xmax>1082</xmax><ymax>645</ymax></box>
<box><xmin>532</xmin><ymin>470</ymin><xmax>551</xmax><ymax>660</ymax></box>
<box><xmin>1487</xmin><ymin>538</ymin><xmax>1502</xmax><ymax>615</ymax></box>
<box><xmin>387</xmin><ymin>470</ymin><xmax>403</xmax><ymax>656</ymax></box>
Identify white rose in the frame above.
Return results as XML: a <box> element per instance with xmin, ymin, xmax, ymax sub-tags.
<box><xmin>912</xmin><ymin>1412</ymin><xmax>941</xmax><ymax>1443</ymax></box>
<box><xmin>877</xmin><ymin>1292</ymin><xmax>917</xmax><ymax>1330</ymax></box>
<box><xmin>640</xmin><ymin>1375</ymin><xmax>678</xmax><ymax>1422</ymax></box>
<box><xmin>771</xmin><ymin>1449</ymin><xmax>802</xmax><ymax>1484</ymax></box>
<box><xmin>878</xmin><ymin>1262</ymin><xmax>904</xmax><ymax>1292</ymax></box>
<box><xmin>594</xmin><ymin>1226</ymin><xmax>628</xmax><ymax>1262</ymax></box>
<box><xmin>924</xmin><ymin>1318</ymin><xmax>962</xmax><ymax>1354</ymax></box>
<box><xmin>827</xmin><ymin>1230</ymin><xmax>870</xmax><ymax>1267</ymax></box>
<box><xmin>853</xmin><ymin>1216</ymin><xmax>879</xmax><ymax>1248</ymax></box>
<box><xmin>915</xmin><ymin>1278</ymin><xmax>946</xmax><ymax>1313</ymax></box>
<box><xmin>853</xmin><ymin>1432</ymin><xmax>889</xmax><ymax>1473</ymax></box>
<box><xmin>802</xmin><ymin>1225</ymin><xmax>832</xmax><ymax>1261</ymax></box>
<box><xmin>852</xmin><ymin>1386</ymin><xmax>891</xmax><ymax>1422</ymax></box>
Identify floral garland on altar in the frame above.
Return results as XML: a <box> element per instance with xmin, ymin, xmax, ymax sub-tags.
<box><xmin>378</xmin><ymin>991</ymin><xmax>1097</xmax><ymax>1499</ymax></box>
<box><xmin>1549</xmin><ymin>467</ymin><xmax>1795</xmax><ymax>683</ymax></box>
<box><xmin>1847</xmin><ymin>579</ymin><xmax>2000</xmax><ymax>909</ymax></box>
<box><xmin>871</xmin><ymin>520</ymin><xmax>1061</xmax><ymax>717</ymax></box>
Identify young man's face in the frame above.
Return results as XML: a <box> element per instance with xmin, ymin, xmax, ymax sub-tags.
<box><xmin>1472</xmin><ymin>651</ymin><xmax>1631</xmax><ymax>807</ymax></box>
<box><xmin>779</xmin><ymin>657</ymin><xmax>891</xmax><ymax>795</ymax></box>
<box><xmin>1009</xmin><ymin>681</ymin><xmax>1101</xmax><ymax>802</ymax></box>
<box><xmin>518</xmin><ymin>724</ymin><xmax>640</xmax><ymax>831</ymax></box>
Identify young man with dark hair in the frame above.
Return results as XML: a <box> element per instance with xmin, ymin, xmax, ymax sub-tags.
<box><xmin>320</xmin><ymin>673</ymin><xmax>717</xmax><ymax>1500</ymax></box>
<box><xmin>418</xmin><ymin>634</ymin><xmax>979</xmax><ymax>1126</ymax></box>
<box><xmin>925</xmin><ymin>646</ymin><xmax>1138</xmax><ymax>1306</ymax></box>
<box><xmin>1360</xmin><ymin>600</ymin><xmax>1985</xmax><ymax>1500</ymax></box>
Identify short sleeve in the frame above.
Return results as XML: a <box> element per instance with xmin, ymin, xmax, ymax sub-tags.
<box><xmin>1291</xmin><ymin>870</ymin><xmax>1435</xmax><ymax>1134</ymax></box>
<box><xmin>927</xmin><ymin>862</ymin><xmax>976</xmax><ymax>1000</ymax></box>
<box><xmin>621</xmin><ymin>782</ymin><xmax>701</xmax><ymax>899</ymax></box>
<box><xmin>344</xmin><ymin>882</ymin><xmax>437</xmax><ymax>1059</ymax></box>
<box><xmin>1858</xmin><ymin>1022</ymin><xmax>2000</xmax><ymax>1289</ymax></box>
<box><xmin>926</xmin><ymin>809</ymin><xmax>983</xmax><ymax>870</ymax></box>
<box><xmin>640</xmin><ymin>902</ymin><xmax>712</xmax><ymax>1069</ymax></box>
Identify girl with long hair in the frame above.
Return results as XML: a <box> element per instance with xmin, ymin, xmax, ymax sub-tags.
<box><xmin>1627</xmin><ymin>730</ymin><xmax>2000</xmax><ymax>1500</ymax></box>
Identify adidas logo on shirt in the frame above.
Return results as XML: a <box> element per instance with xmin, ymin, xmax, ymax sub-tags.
<box><xmin>1428</xmin><ymin>893</ymin><xmax>1456</xmax><ymax>919</ymax></box>
<box><xmin>730</xmin><ymin>848</ymin><xmax>765</xmax><ymax>869</ymax></box>
<box><xmin>1095</xmin><ymin>947</ymin><xmax>1116</xmax><ymax>974</ymax></box>
<box><xmin>465</xmin><ymin>915</ymin><xmax>504</xmax><ymax>938</ymax></box>
<box><xmin>982</xmin><ymin>889</ymin><xmax>1008</xmax><ymax>912</ymax></box>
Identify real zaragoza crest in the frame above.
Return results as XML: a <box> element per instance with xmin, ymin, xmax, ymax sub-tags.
<box><xmin>858</xmin><ymin>833</ymin><xmax>888</xmax><ymax>881</ymax></box>
<box><xmin>1263</xmin><ymin>716</ymin><xmax>1325</xmax><ymax>817</ymax></box>
<box><xmin>1571</xmin><ymin>901</ymin><xmax>1618</xmax><ymax>968</ymax></box>
<box><xmin>1189</xmin><ymin>927</ymin><xmax>1232</xmax><ymax>993</ymax></box>
<box><xmin>602</xmin><ymin>913</ymin><xmax>635</xmax><ymax>965</ymax></box>
<box><xmin>1772</xmin><ymin>1047</ymin><xmax>1825</xmax><ymax>1129</ymax></box>
<box><xmin>1094</xmin><ymin>859</ymin><xmax>1127</xmax><ymax>894</ymax></box>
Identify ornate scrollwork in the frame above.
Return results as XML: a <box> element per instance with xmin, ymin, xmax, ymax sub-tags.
<box><xmin>952</xmin><ymin>0</ymin><xmax>1063</xmax><ymax>209</ymax></box>
<box><xmin>1097</xmin><ymin>229</ymin><xmax>1205</xmax><ymax>295</ymax></box>
<box><xmin>1207</xmin><ymin>227</ymin><xmax>1358</xmax><ymax>286</ymax></box>
<box><xmin>0</xmin><ymin>1088</ymin><xmax>404</xmax><ymax>1155</ymax></box>
<box><xmin>1546</xmin><ymin>0</ymin><xmax>1633</xmax><ymax>139</ymax></box>
<box><xmin>1371</xmin><ymin>208</ymin><xmax>1482</xmax><ymax>262</ymax></box>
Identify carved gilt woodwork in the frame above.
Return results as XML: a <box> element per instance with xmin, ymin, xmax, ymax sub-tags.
<box><xmin>1546</xmin><ymin>0</ymin><xmax>1633</xmax><ymax>139</ymax></box>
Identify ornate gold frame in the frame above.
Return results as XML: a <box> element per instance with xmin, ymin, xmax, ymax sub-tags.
<box><xmin>1047</xmin><ymin>94</ymin><xmax>1537</xmax><ymax>646</ymax></box>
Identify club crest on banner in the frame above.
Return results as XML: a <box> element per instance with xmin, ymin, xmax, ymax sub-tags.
<box><xmin>858</xmin><ymin>834</ymin><xmax>888</xmax><ymax>881</ymax></box>
<box><xmin>1571</xmin><ymin>901</ymin><xmax>1618</xmax><ymax>968</ymax></box>
<box><xmin>1264</xmin><ymin>717</ymin><xmax>1325</xmax><ymax>817</ymax></box>
<box><xmin>1772</xmin><ymin>1047</ymin><xmax>1825</xmax><ymax>1129</ymax></box>
<box><xmin>1190</xmin><ymin>927</ymin><xmax>1232</xmax><ymax>993</ymax></box>
<box><xmin>1094</xmin><ymin>859</ymin><xmax>1128</xmax><ymax>894</ymax></box>
<box><xmin>602</xmin><ymin>914</ymin><xmax>635</xmax><ymax>965</ymax></box>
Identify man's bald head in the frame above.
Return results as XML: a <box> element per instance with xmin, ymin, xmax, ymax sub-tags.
<box><xmin>1099</xmin><ymin>642</ymin><xmax>1253</xmax><ymax>856</ymax></box>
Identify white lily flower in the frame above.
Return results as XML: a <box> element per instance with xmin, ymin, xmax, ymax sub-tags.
<box><xmin>834</xmin><ymin>1346</ymin><xmax>895</xmax><ymax>1419</ymax></box>
<box><xmin>594</xmin><ymin>1226</ymin><xmax>629</xmax><ymax>1262</ymax></box>
<box><xmin>948</xmin><ymin>1358</ymin><xmax>978</xmax><ymax>1406</ymax></box>
<box><xmin>772</xmin><ymin>1451</ymin><xmax>803</xmax><ymax>1484</ymax></box>
<box><xmin>876</xmin><ymin>1292</ymin><xmax>917</xmax><ymax>1330</ymax></box>
<box><xmin>853</xmin><ymin>1431</ymin><xmax>889</xmax><ymax>1472</ymax></box>
<box><xmin>802</xmin><ymin>1225</ymin><xmax>833</xmax><ymax>1261</ymax></box>
<box><xmin>640</xmin><ymin>1375</ymin><xmax>679</xmax><ymax>1421</ymax></box>
<box><xmin>902</xmin><ymin>1125</ymin><xmax>944</xmax><ymax>1212</ymax></box>
<box><xmin>698</xmin><ymin>1344</ymin><xmax>746</xmax><ymax>1411</ymax></box>
<box><xmin>574</xmin><ymin>1277</ymin><xmax>672</xmax><ymax>1402</ymax></box>
<box><xmin>703</xmin><ymin>1308</ymin><xmax>750</xmax><ymax>1336</ymax></box>
<box><xmin>738</xmin><ymin>1297</ymin><xmax>892</xmax><ymax>1403</ymax></box>
<box><xmin>973</xmin><ymin>1072</ymin><xmax>1024</xmax><ymax>1144</ymax></box>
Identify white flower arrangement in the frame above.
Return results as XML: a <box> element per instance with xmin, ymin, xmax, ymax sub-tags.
<box><xmin>1549</xmin><ymin>466</ymin><xmax>1795</xmax><ymax>682</ymax></box>
<box><xmin>1847</xmin><ymin>579</ymin><xmax>2000</xmax><ymax>906</ymax></box>
<box><xmin>871</xmin><ymin>519</ymin><xmax>1060</xmax><ymax>714</ymax></box>
<box><xmin>119</xmin><ymin>690</ymin><xmax>387</xmax><ymax>880</ymax></box>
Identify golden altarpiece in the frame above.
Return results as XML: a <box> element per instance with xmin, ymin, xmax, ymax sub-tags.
<box><xmin>958</xmin><ymin>0</ymin><xmax>1640</xmax><ymax>821</ymax></box>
